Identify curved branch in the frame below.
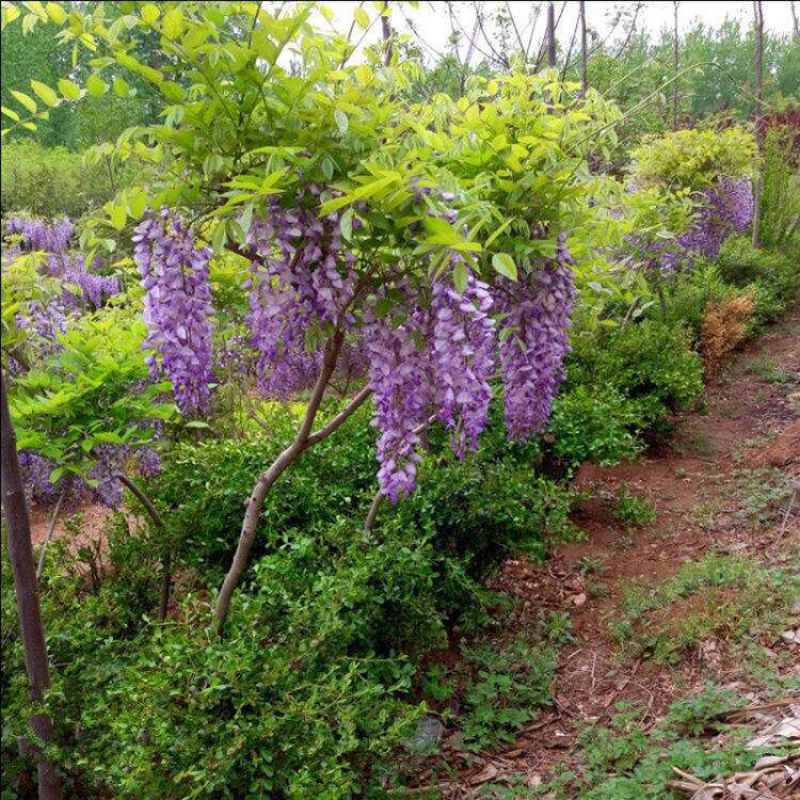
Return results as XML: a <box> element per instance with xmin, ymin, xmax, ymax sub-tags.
<box><xmin>304</xmin><ymin>384</ymin><xmax>373</xmax><ymax>450</ymax></box>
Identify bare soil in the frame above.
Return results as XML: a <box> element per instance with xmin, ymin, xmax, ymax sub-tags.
<box><xmin>408</xmin><ymin>306</ymin><xmax>800</xmax><ymax>796</ymax></box>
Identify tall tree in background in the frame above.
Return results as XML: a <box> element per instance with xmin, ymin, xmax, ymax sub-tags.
<box><xmin>792</xmin><ymin>1</ymin><xmax>800</xmax><ymax>42</ymax></box>
<box><xmin>0</xmin><ymin>372</ymin><xmax>62</xmax><ymax>800</ymax></box>
<box><xmin>547</xmin><ymin>1</ymin><xmax>556</xmax><ymax>68</ymax></box>
<box><xmin>381</xmin><ymin>2</ymin><xmax>393</xmax><ymax>67</ymax></box>
<box><xmin>752</xmin><ymin>0</ymin><xmax>765</xmax><ymax>248</ymax></box>
<box><xmin>580</xmin><ymin>0</ymin><xmax>588</xmax><ymax>95</ymax></box>
<box><xmin>673</xmin><ymin>1</ymin><xmax>680</xmax><ymax>130</ymax></box>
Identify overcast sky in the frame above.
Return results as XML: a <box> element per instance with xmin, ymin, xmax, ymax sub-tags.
<box><xmin>312</xmin><ymin>1</ymin><xmax>796</xmax><ymax>63</ymax></box>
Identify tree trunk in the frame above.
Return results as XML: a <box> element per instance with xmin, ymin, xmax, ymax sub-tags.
<box><xmin>673</xmin><ymin>1</ymin><xmax>679</xmax><ymax>131</ymax></box>
<box><xmin>215</xmin><ymin>333</ymin><xmax>373</xmax><ymax>633</ymax></box>
<box><xmin>791</xmin><ymin>1</ymin><xmax>800</xmax><ymax>43</ymax></box>
<box><xmin>546</xmin><ymin>1</ymin><xmax>556</xmax><ymax>68</ymax></box>
<box><xmin>752</xmin><ymin>0</ymin><xmax>764</xmax><ymax>248</ymax></box>
<box><xmin>381</xmin><ymin>1</ymin><xmax>393</xmax><ymax>66</ymax></box>
<box><xmin>580</xmin><ymin>0</ymin><xmax>588</xmax><ymax>95</ymax></box>
<box><xmin>0</xmin><ymin>372</ymin><xmax>62</xmax><ymax>800</ymax></box>
<box><xmin>117</xmin><ymin>474</ymin><xmax>172</xmax><ymax>622</ymax></box>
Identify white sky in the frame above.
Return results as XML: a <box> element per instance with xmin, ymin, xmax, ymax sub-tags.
<box><xmin>314</xmin><ymin>1</ymin><xmax>796</xmax><ymax>63</ymax></box>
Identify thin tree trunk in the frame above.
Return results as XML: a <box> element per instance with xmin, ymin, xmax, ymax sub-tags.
<box><xmin>116</xmin><ymin>474</ymin><xmax>172</xmax><ymax>622</ymax></box>
<box><xmin>547</xmin><ymin>1</ymin><xmax>556</xmax><ymax>68</ymax></box>
<box><xmin>381</xmin><ymin>1</ymin><xmax>393</xmax><ymax>66</ymax></box>
<box><xmin>0</xmin><ymin>372</ymin><xmax>62</xmax><ymax>800</ymax></box>
<box><xmin>580</xmin><ymin>0</ymin><xmax>588</xmax><ymax>95</ymax></box>
<box><xmin>35</xmin><ymin>490</ymin><xmax>65</xmax><ymax>581</ymax></box>
<box><xmin>215</xmin><ymin>332</ymin><xmax>373</xmax><ymax>633</ymax></box>
<box><xmin>673</xmin><ymin>1</ymin><xmax>680</xmax><ymax>131</ymax></box>
<box><xmin>791</xmin><ymin>1</ymin><xmax>800</xmax><ymax>43</ymax></box>
<box><xmin>752</xmin><ymin>0</ymin><xmax>764</xmax><ymax>248</ymax></box>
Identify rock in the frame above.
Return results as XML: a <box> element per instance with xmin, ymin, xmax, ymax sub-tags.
<box><xmin>403</xmin><ymin>715</ymin><xmax>444</xmax><ymax>753</ymax></box>
<box><xmin>572</xmin><ymin>593</ymin><xmax>587</xmax><ymax>607</ymax></box>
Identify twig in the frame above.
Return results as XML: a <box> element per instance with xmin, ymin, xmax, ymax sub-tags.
<box><xmin>117</xmin><ymin>474</ymin><xmax>171</xmax><ymax>622</ymax></box>
<box><xmin>35</xmin><ymin>489</ymin><xmax>65</xmax><ymax>581</ymax></box>
<box><xmin>774</xmin><ymin>487</ymin><xmax>797</xmax><ymax>546</ymax></box>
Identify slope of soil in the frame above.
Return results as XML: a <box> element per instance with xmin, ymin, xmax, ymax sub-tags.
<box><xmin>405</xmin><ymin>307</ymin><xmax>800</xmax><ymax>797</ymax></box>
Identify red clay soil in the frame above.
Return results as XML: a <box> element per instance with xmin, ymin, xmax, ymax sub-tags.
<box><xmin>407</xmin><ymin>305</ymin><xmax>800</xmax><ymax>796</ymax></box>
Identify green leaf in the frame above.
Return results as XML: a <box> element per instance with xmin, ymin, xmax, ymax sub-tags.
<box><xmin>113</xmin><ymin>77</ymin><xmax>130</xmax><ymax>98</ymax></box>
<box><xmin>340</xmin><ymin>208</ymin><xmax>354</xmax><ymax>241</ymax></box>
<box><xmin>86</xmin><ymin>74</ymin><xmax>109</xmax><ymax>97</ymax></box>
<box><xmin>110</xmin><ymin>205</ymin><xmax>127</xmax><ymax>231</ymax></box>
<box><xmin>492</xmin><ymin>253</ymin><xmax>517</xmax><ymax>281</ymax></box>
<box><xmin>11</xmin><ymin>91</ymin><xmax>36</xmax><ymax>113</ymax></box>
<box><xmin>1</xmin><ymin>106</ymin><xmax>19</xmax><ymax>122</ymax></box>
<box><xmin>334</xmin><ymin>109</ymin><xmax>348</xmax><ymax>134</ymax></box>
<box><xmin>45</xmin><ymin>2</ymin><xmax>67</xmax><ymax>24</ymax></box>
<box><xmin>162</xmin><ymin>7</ymin><xmax>184</xmax><ymax>40</ymax></box>
<box><xmin>58</xmin><ymin>78</ymin><xmax>81</xmax><ymax>101</ymax></box>
<box><xmin>30</xmin><ymin>80</ymin><xmax>59</xmax><ymax>107</ymax></box>
<box><xmin>212</xmin><ymin>222</ymin><xmax>228</xmax><ymax>254</ymax></box>
<box><xmin>140</xmin><ymin>3</ymin><xmax>160</xmax><ymax>24</ymax></box>
<box><xmin>127</xmin><ymin>189</ymin><xmax>148</xmax><ymax>220</ymax></box>
<box><xmin>49</xmin><ymin>466</ymin><xmax>64</xmax><ymax>484</ymax></box>
<box><xmin>185</xmin><ymin>420</ymin><xmax>210</xmax><ymax>429</ymax></box>
<box><xmin>354</xmin><ymin>7</ymin><xmax>369</xmax><ymax>28</ymax></box>
<box><xmin>453</xmin><ymin>259</ymin><xmax>468</xmax><ymax>293</ymax></box>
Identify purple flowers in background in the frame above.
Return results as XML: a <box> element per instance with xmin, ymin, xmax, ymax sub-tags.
<box><xmin>5</xmin><ymin>215</ymin><xmax>74</xmax><ymax>253</ymax></box>
<box><xmin>663</xmin><ymin>177</ymin><xmax>754</xmax><ymax>271</ymax></box>
<box><xmin>133</xmin><ymin>210</ymin><xmax>215</xmax><ymax>415</ymax></box>
<box><xmin>495</xmin><ymin>238</ymin><xmax>576</xmax><ymax>441</ymax></box>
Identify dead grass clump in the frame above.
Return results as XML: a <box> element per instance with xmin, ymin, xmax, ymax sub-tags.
<box><xmin>701</xmin><ymin>291</ymin><xmax>755</xmax><ymax>371</ymax></box>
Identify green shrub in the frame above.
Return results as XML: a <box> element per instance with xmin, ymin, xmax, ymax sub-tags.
<box><xmin>0</xmin><ymin>140</ymin><xmax>147</xmax><ymax>219</ymax></box>
<box><xmin>760</xmin><ymin>127</ymin><xmax>800</xmax><ymax>251</ymax></box>
<box><xmin>567</xmin><ymin>319</ymin><xmax>705</xmax><ymax>429</ymax></box>
<box><xmin>548</xmin><ymin>385</ymin><xmax>644</xmax><ymax>468</ymax></box>
<box><xmin>715</xmin><ymin>236</ymin><xmax>800</xmax><ymax>325</ymax></box>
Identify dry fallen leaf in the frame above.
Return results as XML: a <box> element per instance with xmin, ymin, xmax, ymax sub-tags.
<box><xmin>469</xmin><ymin>764</ymin><xmax>499</xmax><ymax>785</ymax></box>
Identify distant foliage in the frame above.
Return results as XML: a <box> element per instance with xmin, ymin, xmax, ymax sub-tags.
<box><xmin>0</xmin><ymin>140</ymin><xmax>145</xmax><ymax>219</ymax></box>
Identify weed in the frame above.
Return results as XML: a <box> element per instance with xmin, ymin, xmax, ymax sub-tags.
<box><xmin>730</xmin><ymin>468</ymin><xmax>795</xmax><ymax>528</ymax></box>
<box><xmin>421</xmin><ymin>664</ymin><xmax>456</xmax><ymax>705</ymax></box>
<box><xmin>546</xmin><ymin>688</ymin><xmax>775</xmax><ymax>800</ymax></box>
<box><xmin>539</xmin><ymin>610</ymin><xmax>576</xmax><ymax>646</ymax></box>
<box><xmin>576</xmin><ymin>555</ymin><xmax>608</xmax><ymax>576</ymax></box>
<box><xmin>586</xmin><ymin>579</ymin><xmax>611</xmax><ymax>599</ymax></box>
<box><xmin>460</xmin><ymin>637</ymin><xmax>556</xmax><ymax>751</ymax></box>
<box><xmin>612</xmin><ymin>488</ymin><xmax>658</xmax><ymax>528</ymax></box>
<box><xmin>609</xmin><ymin>554</ymin><xmax>798</xmax><ymax>664</ymax></box>
<box><xmin>745</xmin><ymin>356</ymin><xmax>797</xmax><ymax>386</ymax></box>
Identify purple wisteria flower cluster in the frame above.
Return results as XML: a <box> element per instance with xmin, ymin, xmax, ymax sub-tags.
<box><xmin>662</xmin><ymin>177</ymin><xmax>754</xmax><ymax>271</ymax></box>
<box><xmin>495</xmin><ymin>238</ymin><xmax>576</xmax><ymax>441</ymax></box>
<box><xmin>244</xmin><ymin>188</ymin><xmax>359</xmax><ymax>399</ymax></box>
<box><xmin>5</xmin><ymin>215</ymin><xmax>74</xmax><ymax>253</ymax></box>
<box><xmin>242</xmin><ymin>186</ymin><xmax>577</xmax><ymax>503</ymax></box>
<box><xmin>133</xmin><ymin>210</ymin><xmax>215</xmax><ymax>415</ymax></box>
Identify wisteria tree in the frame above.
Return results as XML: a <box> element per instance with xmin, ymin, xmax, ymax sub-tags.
<box><xmin>3</xmin><ymin>1</ymin><xmax>621</xmax><ymax>632</ymax></box>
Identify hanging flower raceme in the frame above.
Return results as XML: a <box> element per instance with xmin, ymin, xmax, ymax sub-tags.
<box><xmin>244</xmin><ymin>190</ymin><xmax>360</xmax><ymax>399</ymax></box>
<box><xmin>133</xmin><ymin>210</ymin><xmax>215</xmax><ymax>415</ymax></box>
<box><xmin>495</xmin><ymin>237</ymin><xmax>576</xmax><ymax>442</ymax></box>
<box><xmin>364</xmin><ymin>283</ymin><xmax>433</xmax><ymax>503</ymax></box>
<box><xmin>430</xmin><ymin>257</ymin><xmax>496</xmax><ymax>458</ymax></box>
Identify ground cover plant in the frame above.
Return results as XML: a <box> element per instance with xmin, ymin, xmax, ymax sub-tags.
<box><xmin>1</xmin><ymin>2</ymin><xmax>798</xmax><ymax>799</ymax></box>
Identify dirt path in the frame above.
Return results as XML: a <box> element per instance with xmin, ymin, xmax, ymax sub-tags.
<box><xmin>410</xmin><ymin>307</ymin><xmax>800</xmax><ymax>796</ymax></box>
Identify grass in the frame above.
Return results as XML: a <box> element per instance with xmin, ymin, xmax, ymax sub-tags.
<box><xmin>608</xmin><ymin>554</ymin><xmax>799</xmax><ymax>665</ymax></box>
<box><xmin>729</xmin><ymin>467</ymin><xmax>795</xmax><ymax>528</ymax></box>
<box><xmin>542</xmin><ymin>686</ymin><xmax>790</xmax><ymax>800</ymax></box>
<box><xmin>744</xmin><ymin>356</ymin><xmax>797</xmax><ymax>387</ymax></box>
<box><xmin>611</xmin><ymin>488</ymin><xmax>658</xmax><ymax>528</ymax></box>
